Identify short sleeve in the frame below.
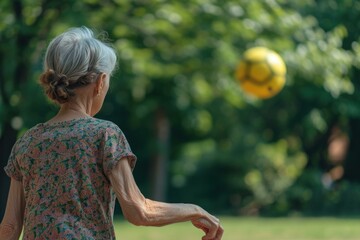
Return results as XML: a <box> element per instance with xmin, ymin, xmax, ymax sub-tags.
<box><xmin>4</xmin><ymin>144</ymin><xmax>23</xmax><ymax>181</ymax></box>
<box><xmin>102</xmin><ymin>125</ymin><xmax>137</xmax><ymax>175</ymax></box>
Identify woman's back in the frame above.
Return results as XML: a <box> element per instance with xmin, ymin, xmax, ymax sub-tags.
<box><xmin>5</xmin><ymin>118</ymin><xmax>136</xmax><ymax>239</ymax></box>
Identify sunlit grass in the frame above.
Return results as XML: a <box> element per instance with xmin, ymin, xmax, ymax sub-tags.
<box><xmin>114</xmin><ymin>216</ymin><xmax>360</xmax><ymax>240</ymax></box>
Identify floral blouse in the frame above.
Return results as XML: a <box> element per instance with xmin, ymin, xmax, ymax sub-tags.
<box><xmin>4</xmin><ymin>118</ymin><xmax>137</xmax><ymax>239</ymax></box>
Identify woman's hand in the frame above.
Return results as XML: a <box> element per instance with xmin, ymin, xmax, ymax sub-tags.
<box><xmin>191</xmin><ymin>210</ymin><xmax>224</xmax><ymax>240</ymax></box>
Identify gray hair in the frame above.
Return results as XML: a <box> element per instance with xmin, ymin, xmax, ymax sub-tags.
<box><xmin>40</xmin><ymin>26</ymin><xmax>117</xmax><ymax>103</ymax></box>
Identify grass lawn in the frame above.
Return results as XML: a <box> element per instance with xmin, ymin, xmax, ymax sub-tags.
<box><xmin>114</xmin><ymin>216</ymin><xmax>360</xmax><ymax>240</ymax></box>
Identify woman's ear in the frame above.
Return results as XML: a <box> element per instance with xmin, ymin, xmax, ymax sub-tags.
<box><xmin>94</xmin><ymin>73</ymin><xmax>107</xmax><ymax>96</ymax></box>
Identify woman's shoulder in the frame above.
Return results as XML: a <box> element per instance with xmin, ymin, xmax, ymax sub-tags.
<box><xmin>84</xmin><ymin>118</ymin><xmax>128</xmax><ymax>143</ymax></box>
<box><xmin>16</xmin><ymin>118</ymin><xmax>123</xmax><ymax>141</ymax></box>
<box><xmin>88</xmin><ymin>118</ymin><xmax>121</xmax><ymax>130</ymax></box>
<box><xmin>36</xmin><ymin>117</ymin><xmax>119</xmax><ymax>130</ymax></box>
<box><xmin>11</xmin><ymin>123</ymin><xmax>44</xmax><ymax>151</ymax></box>
<box><xmin>18</xmin><ymin>118</ymin><xmax>120</xmax><ymax>137</ymax></box>
<box><xmin>84</xmin><ymin>118</ymin><xmax>126</xmax><ymax>137</ymax></box>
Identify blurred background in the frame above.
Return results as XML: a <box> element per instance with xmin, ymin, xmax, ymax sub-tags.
<box><xmin>1</xmin><ymin>0</ymin><xmax>360</xmax><ymax>221</ymax></box>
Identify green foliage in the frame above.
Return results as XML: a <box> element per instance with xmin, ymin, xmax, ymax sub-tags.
<box><xmin>244</xmin><ymin>140</ymin><xmax>307</xmax><ymax>206</ymax></box>
<box><xmin>263</xmin><ymin>170</ymin><xmax>360</xmax><ymax>217</ymax></box>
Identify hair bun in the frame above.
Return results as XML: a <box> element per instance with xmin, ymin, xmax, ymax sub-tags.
<box><xmin>39</xmin><ymin>69</ymin><xmax>73</xmax><ymax>104</ymax></box>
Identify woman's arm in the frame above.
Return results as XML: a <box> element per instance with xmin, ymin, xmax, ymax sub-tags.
<box><xmin>0</xmin><ymin>178</ymin><xmax>25</xmax><ymax>240</ymax></box>
<box><xmin>109</xmin><ymin>158</ymin><xmax>223</xmax><ymax>240</ymax></box>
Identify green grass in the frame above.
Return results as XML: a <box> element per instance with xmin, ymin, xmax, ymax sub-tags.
<box><xmin>114</xmin><ymin>216</ymin><xmax>360</xmax><ymax>240</ymax></box>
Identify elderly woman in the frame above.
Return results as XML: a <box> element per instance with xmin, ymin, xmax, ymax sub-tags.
<box><xmin>0</xmin><ymin>27</ymin><xmax>223</xmax><ymax>240</ymax></box>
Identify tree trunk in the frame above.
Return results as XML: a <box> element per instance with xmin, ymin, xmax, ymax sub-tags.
<box><xmin>151</xmin><ymin>108</ymin><xmax>170</xmax><ymax>201</ymax></box>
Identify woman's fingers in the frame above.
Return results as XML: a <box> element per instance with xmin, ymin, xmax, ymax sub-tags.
<box><xmin>214</xmin><ymin>225</ymin><xmax>224</xmax><ymax>240</ymax></box>
<box><xmin>192</xmin><ymin>216</ymin><xmax>223</xmax><ymax>240</ymax></box>
<box><xmin>203</xmin><ymin>224</ymin><xmax>224</xmax><ymax>240</ymax></box>
<box><xmin>203</xmin><ymin>223</ymin><xmax>217</xmax><ymax>240</ymax></box>
<box><xmin>192</xmin><ymin>219</ymin><xmax>209</xmax><ymax>233</ymax></box>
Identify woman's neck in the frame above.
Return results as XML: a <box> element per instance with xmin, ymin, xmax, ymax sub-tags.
<box><xmin>47</xmin><ymin>102</ymin><xmax>92</xmax><ymax>124</ymax></box>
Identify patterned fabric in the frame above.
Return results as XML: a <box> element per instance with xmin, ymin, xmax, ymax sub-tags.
<box><xmin>4</xmin><ymin>118</ymin><xmax>137</xmax><ymax>240</ymax></box>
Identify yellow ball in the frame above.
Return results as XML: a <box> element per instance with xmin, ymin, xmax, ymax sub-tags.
<box><xmin>235</xmin><ymin>47</ymin><xmax>286</xmax><ymax>99</ymax></box>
